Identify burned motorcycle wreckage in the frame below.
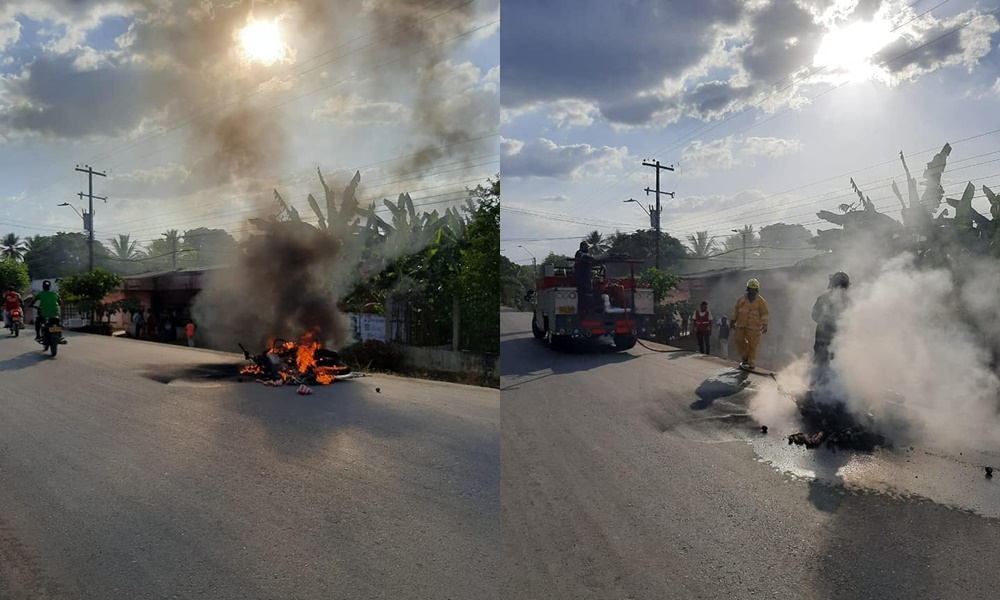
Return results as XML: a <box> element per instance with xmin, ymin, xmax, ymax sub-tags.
<box><xmin>239</xmin><ymin>332</ymin><xmax>351</xmax><ymax>386</ymax></box>
<box><xmin>782</xmin><ymin>271</ymin><xmax>895</xmax><ymax>452</ymax></box>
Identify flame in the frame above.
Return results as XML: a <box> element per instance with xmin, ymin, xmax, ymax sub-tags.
<box><xmin>295</xmin><ymin>332</ymin><xmax>321</xmax><ymax>373</ymax></box>
<box><xmin>242</xmin><ymin>331</ymin><xmax>348</xmax><ymax>385</ymax></box>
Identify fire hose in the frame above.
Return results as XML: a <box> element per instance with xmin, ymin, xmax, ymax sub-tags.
<box><xmin>624</xmin><ymin>306</ymin><xmax>684</xmax><ymax>353</ymax></box>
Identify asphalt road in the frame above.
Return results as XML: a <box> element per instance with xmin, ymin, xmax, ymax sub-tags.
<box><xmin>0</xmin><ymin>331</ymin><xmax>498</xmax><ymax>599</ymax></box>
<box><xmin>501</xmin><ymin>309</ymin><xmax>1000</xmax><ymax>600</ymax></box>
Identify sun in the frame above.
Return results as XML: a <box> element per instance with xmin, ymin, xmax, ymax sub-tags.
<box><xmin>813</xmin><ymin>19</ymin><xmax>896</xmax><ymax>83</ymax></box>
<box><xmin>239</xmin><ymin>19</ymin><xmax>285</xmax><ymax>65</ymax></box>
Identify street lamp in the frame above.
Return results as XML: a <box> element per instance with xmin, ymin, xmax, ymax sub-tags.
<box><xmin>517</xmin><ymin>245</ymin><xmax>537</xmax><ymax>278</ymax></box>
<box><xmin>58</xmin><ymin>202</ymin><xmax>83</xmax><ymax>220</ymax></box>
<box><xmin>624</xmin><ymin>198</ymin><xmax>657</xmax><ymax>229</ymax></box>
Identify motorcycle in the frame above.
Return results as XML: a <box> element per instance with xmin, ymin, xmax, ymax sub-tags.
<box><xmin>5</xmin><ymin>308</ymin><xmax>22</xmax><ymax>337</ymax></box>
<box><xmin>38</xmin><ymin>316</ymin><xmax>66</xmax><ymax>357</ymax></box>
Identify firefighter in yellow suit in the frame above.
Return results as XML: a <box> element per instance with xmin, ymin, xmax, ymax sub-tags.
<box><xmin>730</xmin><ymin>278</ymin><xmax>769</xmax><ymax>371</ymax></box>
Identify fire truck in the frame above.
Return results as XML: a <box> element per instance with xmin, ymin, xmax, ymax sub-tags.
<box><xmin>529</xmin><ymin>257</ymin><xmax>655</xmax><ymax>350</ymax></box>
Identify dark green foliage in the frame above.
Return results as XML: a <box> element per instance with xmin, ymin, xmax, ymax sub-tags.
<box><xmin>24</xmin><ymin>232</ymin><xmax>112</xmax><ymax>278</ymax></box>
<box><xmin>59</xmin><ymin>268</ymin><xmax>124</xmax><ymax>323</ymax></box>
<box><xmin>183</xmin><ymin>228</ymin><xmax>238</xmax><ymax>267</ymax></box>
<box><xmin>0</xmin><ymin>258</ymin><xmax>29</xmax><ymax>292</ymax></box>
<box><xmin>341</xmin><ymin>340</ymin><xmax>403</xmax><ymax>372</ymax></box>
<box><xmin>457</xmin><ymin>178</ymin><xmax>500</xmax><ymax>353</ymax></box>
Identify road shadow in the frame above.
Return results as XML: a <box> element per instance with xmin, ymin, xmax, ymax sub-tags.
<box><xmin>143</xmin><ymin>362</ymin><xmax>428</xmax><ymax>458</ymax></box>
<box><xmin>0</xmin><ymin>350</ymin><xmax>48</xmax><ymax>372</ymax></box>
<box><xmin>229</xmin><ymin>380</ymin><xmax>425</xmax><ymax>457</ymax></box>
<box><xmin>690</xmin><ymin>368</ymin><xmax>751</xmax><ymax>410</ymax></box>
<box><xmin>805</xmin><ymin>449</ymin><xmax>851</xmax><ymax>513</ymax></box>
<box><xmin>809</xmin><ymin>485</ymin><xmax>988</xmax><ymax>599</ymax></box>
<box><xmin>499</xmin><ymin>335</ymin><xmax>637</xmax><ymax>381</ymax></box>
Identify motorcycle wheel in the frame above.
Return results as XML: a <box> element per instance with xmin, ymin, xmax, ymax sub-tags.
<box><xmin>13</xmin><ymin>325</ymin><xmax>18</xmax><ymax>338</ymax></box>
<box><xmin>50</xmin><ymin>339</ymin><xmax>57</xmax><ymax>357</ymax></box>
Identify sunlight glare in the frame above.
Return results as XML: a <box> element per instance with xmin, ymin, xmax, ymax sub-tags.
<box><xmin>240</xmin><ymin>19</ymin><xmax>285</xmax><ymax>65</ymax></box>
<box><xmin>813</xmin><ymin>20</ymin><xmax>895</xmax><ymax>83</ymax></box>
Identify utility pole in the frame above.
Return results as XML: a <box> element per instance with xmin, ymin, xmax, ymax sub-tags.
<box><xmin>732</xmin><ymin>229</ymin><xmax>748</xmax><ymax>268</ymax></box>
<box><xmin>518</xmin><ymin>245</ymin><xmax>537</xmax><ymax>278</ymax></box>
<box><xmin>75</xmin><ymin>165</ymin><xmax>107</xmax><ymax>271</ymax></box>
<box><xmin>642</xmin><ymin>160</ymin><xmax>675</xmax><ymax>270</ymax></box>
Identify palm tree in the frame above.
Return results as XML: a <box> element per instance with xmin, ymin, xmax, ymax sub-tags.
<box><xmin>721</xmin><ymin>234</ymin><xmax>744</xmax><ymax>253</ymax></box>
<box><xmin>1</xmin><ymin>233</ymin><xmax>28</xmax><ymax>261</ymax></box>
<box><xmin>583</xmin><ymin>230</ymin><xmax>610</xmax><ymax>253</ymax></box>
<box><xmin>147</xmin><ymin>230</ymin><xmax>191</xmax><ymax>271</ymax></box>
<box><xmin>163</xmin><ymin>229</ymin><xmax>185</xmax><ymax>270</ymax></box>
<box><xmin>685</xmin><ymin>231</ymin><xmax>718</xmax><ymax>258</ymax></box>
<box><xmin>109</xmin><ymin>234</ymin><xmax>143</xmax><ymax>262</ymax></box>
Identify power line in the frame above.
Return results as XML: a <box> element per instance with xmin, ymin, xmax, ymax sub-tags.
<box><xmin>664</xmin><ymin>144</ymin><xmax>1000</xmax><ymax>234</ymax></box>
<box><xmin>568</xmin><ymin>0</ymin><xmax>985</xmax><ymax>215</ymax></box>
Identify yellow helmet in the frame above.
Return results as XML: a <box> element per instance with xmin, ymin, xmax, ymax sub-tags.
<box><xmin>746</xmin><ymin>278</ymin><xmax>760</xmax><ymax>290</ymax></box>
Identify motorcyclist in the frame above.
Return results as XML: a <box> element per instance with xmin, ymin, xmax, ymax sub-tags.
<box><xmin>811</xmin><ymin>271</ymin><xmax>851</xmax><ymax>373</ymax></box>
<box><xmin>34</xmin><ymin>280</ymin><xmax>60</xmax><ymax>342</ymax></box>
<box><xmin>730</xmin><ymin>278</ymin><xmax>769</xmax><ymax>371</ymax></box>
<box><xmin>3</xmin><ymin>286</ymin><xmax>22</xmax><ymax>330</ymax></box>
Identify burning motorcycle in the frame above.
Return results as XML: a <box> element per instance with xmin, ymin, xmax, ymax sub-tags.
<box><xmin>239</xmin><ymin>334</ymin><xmax>351</xmax><ymax>385</ymax></box>
<box><xmin>5</xmin><ymin>308</ymin><xmax>23</xmax><ymax>337</ymax></box>
<box><xmin>38</xmin><ymin>316</ymin><xmax>66</xmax><ymax>357</ymax></box>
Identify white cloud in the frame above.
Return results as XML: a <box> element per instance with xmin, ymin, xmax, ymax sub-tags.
<box><xmin>501</xmin><ymin>136</ymin><xmax>634</xmax><ymax>180</ymax></box>
<box><xmin>483</xmin><ymin>65</ymin><xmax>499</xmax><ymax>93</ymax></box>
<box><xmin>538</xmin><ymin>194</ymin><xmax>570</xmax><ymax>202</ymax></box>
<box><xmin>680</xmin><ymin>135</ymin><xmax>802</xmax><ymax>177</ymax></box>
<box><xmin>114</xmin><ymin>163</ymin><xmax>191</xmax><ymax>184</ymax></box>
<box><xmin>312</xmin><ymin>93</ymin><xmax>412</xmax><ymax>125</ymax></box>
<box><xmin>874</xmin><ymin>9</ymin><xmax>1000</xmax><ymax>86</ymax></box>
<box><xmin>0</xmin><ymin>18</ymin><xmax>20</xmax><ymax>52</ymax></box>
<box><xmin>548</xmin><ymin>99</ymin><xmax>599</xmax><ymax>128</ymax></box>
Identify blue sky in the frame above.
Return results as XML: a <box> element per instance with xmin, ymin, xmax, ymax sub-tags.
<box><xmin>500</xmin><ymin>0</ymin><xmax>1000</xmax><ymax>269</ymax></box>
<box><xmin>0</xmin><ymin>0</ymin><xmax>499</xmax><ymax>251</ymax></box>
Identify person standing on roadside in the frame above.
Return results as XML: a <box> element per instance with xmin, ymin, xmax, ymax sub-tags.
<box><xmin>693</xmin><ymin>301</ymin><xmax>712</xmax><ymax>354</ymax></box>
<box><xmin>718</xmin><ymin>316</ymin><xmax>731</xmax><ymax>360</ymax></box>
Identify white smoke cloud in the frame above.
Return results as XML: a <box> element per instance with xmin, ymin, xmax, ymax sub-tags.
<box><xmin>831</xmin><ymin>254</ymin><xmax>1000</xmax><ymax>451</ymax></box>
<box><xmin>752</xmin><ymin>247</ymin><xmax>1000</xmax><ymax>454</ymax></box>
<box><xmin>312</xmin><ymin>93</ymin><xmax>412</xmax><ymax>125</ymax></box>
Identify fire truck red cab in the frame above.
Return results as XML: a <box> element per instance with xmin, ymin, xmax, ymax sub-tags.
<box><xmin>530</xmin><ymin>257</ymin><xmax>655</xmax><ymax>350</ymax></box>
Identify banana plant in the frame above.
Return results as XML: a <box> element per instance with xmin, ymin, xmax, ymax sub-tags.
<box><xmin>947</xmin><ymin>183</ymin><xmax>1000</xmax><ymax>256</ymax></box>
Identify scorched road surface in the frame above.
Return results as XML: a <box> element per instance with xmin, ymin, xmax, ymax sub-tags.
<box><xmin>501</xmin><ymin>310</ymin><xmax>1000</xmax><ymax>600</ymax></box>
<box><xmin>0</xmin><ymin>332</ymin><xmax>498</xmax><ymax>599</ymax></box>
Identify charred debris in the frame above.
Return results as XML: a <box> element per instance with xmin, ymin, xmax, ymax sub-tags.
<box><xmin>239</xmin><ymin>333</ymin><xmax>350</xmax><ymax>386</ymax></box>
<box><xmin>787</xmin><ymin>392</ymin><xmax>889</xmax><ymax>452</ymax></box>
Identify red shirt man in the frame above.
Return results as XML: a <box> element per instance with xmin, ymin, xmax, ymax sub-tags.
<box><xmin>3</xmin><ymin>289</ymin><xmax>21</xmax><ymax>312</ymax></box>
<box><xmin>693</xmin><ymin>301</ymin><xmax>713</xmax><ymax>355</ymax></box>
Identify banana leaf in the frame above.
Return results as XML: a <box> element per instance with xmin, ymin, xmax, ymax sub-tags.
<box><xmin>919</xmin><ymin>143</ymin><xmax>951</xmax><ymax>214</ymax></box>
<box><xmin>317</xmin><ymin>167</ymin><xmax>336</xmax><ymax>221</ymax></box>
<box><xmin>273</xmin><ymin>189</ymin><xmax>300</xmax><ymax>223</ymax></box>
<box><xmin>948</xmin><ymin>183</ymin><xmax>976</xmax><ymax>230</ymax></box>
<box><xmin>899</xmin><ymin>151</ymin><xmax>920</xmax><ymax>212</ymax></box>
<box><xmin>342</xmin><ymin>171</ymin><xmax>361</xmax><ymax>219</ymax></box>
<box><xmin>983</xmin><ymin>185</ymin><xmax>1000</xmax><ymax>221</ymax></box>
<box><xmin>307</xmin><ymin>193</ymin><xmax>327</xmax><ymax>231</ymax></box>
